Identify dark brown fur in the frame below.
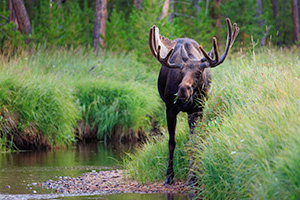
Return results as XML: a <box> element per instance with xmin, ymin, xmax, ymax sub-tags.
<box><xmin>149</xmin><ymin>18</ymin><xmax>239</xmax><ymax>185</ymax></box>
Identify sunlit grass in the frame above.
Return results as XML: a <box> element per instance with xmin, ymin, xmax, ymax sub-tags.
<box><xmin>194</xmin><ymin>48</ymin><xmax>300</xmax><ymax>199</ymax></box>
<box><xmin>123</xmin><ymin>114</ymin><xmax>190</xmax><ymax>184</ymax></box>
<box><xmin>0</xmin><ymin>47</ymin><xmax>164</xmax><ymax>150</ymax></box>
<box><xmin>124</xmin><ymin>48</ymin><xmax>300</xmax><ymax>199</ymax></box>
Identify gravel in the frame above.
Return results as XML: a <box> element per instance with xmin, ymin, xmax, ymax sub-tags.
<box><xmin>41</xmin><ymin>170</ymin><xmax>192</xmax><ymax>195</ymax></box>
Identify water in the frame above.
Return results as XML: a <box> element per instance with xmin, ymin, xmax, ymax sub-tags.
<box><xmin>0</xmin><ymin>142</ymin><xmax>190</xmax><ymax>200</ymax></box>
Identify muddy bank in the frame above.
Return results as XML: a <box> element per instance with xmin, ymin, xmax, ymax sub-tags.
<box><xmin>42</xmin><ymin>170</ymin><xmax>193</xmax><ymax>195</ymax></box>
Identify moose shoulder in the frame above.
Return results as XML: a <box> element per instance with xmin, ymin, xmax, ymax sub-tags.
<box><xmin>149</xmin><ymin>18</ymin><xmax>239</xmax><ymax>185</ymax></box>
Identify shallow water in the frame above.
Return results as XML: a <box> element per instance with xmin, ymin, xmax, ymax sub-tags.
<box><xmin>0</xmin><ymin>142</ymin><xmax>190</xmax><ymax>200</ymax></box>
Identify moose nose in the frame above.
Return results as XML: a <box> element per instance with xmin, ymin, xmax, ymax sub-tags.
<box><xmin>177</xmin><ymin>85</ymin><xmax>192</xmax><ymax>102</ymax></box>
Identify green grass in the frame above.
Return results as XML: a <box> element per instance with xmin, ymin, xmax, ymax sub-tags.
<box><xmin>195</xmin><ymin>48</ymin><xmax>300</xmax><ymax>199</ymax></box>
<box><xmin>0</xmin><ymin>47</ymin><xmax>164</xmax><ymax>150</ymax></box>
<box><xmin>75</xmin><ymin>77</ymin><xmax>161</xmax><ymax>142</ymax></box>
<box><xmin>124</xmin><ymin>48</ymin><xmax>300</xmax><ymax>199</ymax></box>
<box><xmin>0</xmin><ymin>72</ymin><xmax>78</xmax><ymax>150</ymax></box>
<box><xmin>123</xmin><ymin>114</ymin><xmax>190</xmax><ymax>184</ymax></box>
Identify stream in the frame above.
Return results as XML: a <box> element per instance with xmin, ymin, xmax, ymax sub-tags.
<box><xmin>0</xmin><ymin>142</ymin><xmax>189</xmax><ymax>199</ymax></box>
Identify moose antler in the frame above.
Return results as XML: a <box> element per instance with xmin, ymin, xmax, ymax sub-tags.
<box><xmin>149</xmin><ymin>26</ymin><xmax>183</xmax><ymax>68</ymax></box>
<box><xmin>199</xmin><ymin>18</ymin><xmax>239</xmax><ymax>68</ymax></box>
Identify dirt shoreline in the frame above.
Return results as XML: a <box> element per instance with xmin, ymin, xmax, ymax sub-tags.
<box><xmin>41</xmin><ymin>170</ymin><xmax>194</xmax><ymax>195</ymax></box>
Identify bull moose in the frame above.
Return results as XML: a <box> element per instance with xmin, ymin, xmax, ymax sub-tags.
<box><xmin>149</xmin><ymin>18</ymin><xmax>239</xmax><ymax>185</ymax></box>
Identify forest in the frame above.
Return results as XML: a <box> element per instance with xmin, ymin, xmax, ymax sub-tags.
<box><xmin>0</xmin><ymin>0</ymin><xmax>300</xmax><ymax>199</ymax></box>
<box><xmin>0</xmin><ymin>0</ymin><xmax>300</xmax><ymax>55</ymax></box>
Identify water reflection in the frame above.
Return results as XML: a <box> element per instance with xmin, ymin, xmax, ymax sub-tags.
<box><xmin>0</xmin><ymin>142</ymin><xmax>192</xmax><ymax>200</ymax></box>
<box><xmin>0</xmin><ymin>192</ymin><xmax>193</xmax><ymax>200</ymax></box>
<box><xmin>0</xmin><ymin>142</ymin><xmax>133</xmax><ymax>194</ymax></box>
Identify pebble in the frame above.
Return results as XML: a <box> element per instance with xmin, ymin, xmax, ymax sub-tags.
<box><xmin>41</xmin><ymin>170</ymin><xmax>192</xmax><ymax>195</ymax></box>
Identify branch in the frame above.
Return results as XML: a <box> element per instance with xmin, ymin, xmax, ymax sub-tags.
<box><xmin>172</xmin><ymin>1</ymin><xmax>191</xmax><ymax>5</ymax></box>
<box><xmin>173</xmin><ymin>12</ymin><xmax>199</xmax><ymax>21</ymax></box>
<box><xmin>0</xmin><ymin>14</ymin><xmax>8</xmax><ymax>20</ymax></box>
<box><xmin>0</xmin><ymin>28</ymin><xmax>11</xmax><ymax>40</ymax></box>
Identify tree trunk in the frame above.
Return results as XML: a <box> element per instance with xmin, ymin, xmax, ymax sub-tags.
<box><xmin>168</xmin><ymin>0</ymin><xmax>174</xmax><ymax>23</ymax></box>
<box><xmin>271</xmin><ymin>0</ymin><xmax>282</xmax><ymax>45</ymax></box>
<box><xmin>157</xmin><ymin>0</ymin><xmax>170</xmax><ymax>20</ymax></box>
<box><xmin>255</xmin><ymin>0</ymin><xmax>263</xmax><ymax>27</ymax></box>
<box><xmin>8</xmin><ymin>0</ymin><xmax>17</xmax><ymax>25</ymax></box>
<box><xmin>292</xmin><ymin>0</ymin><xmax>300</xmax><ymax>45</ymax></box>
<box><xmin>260</xmin><ymin>25</ymin><xmax>270</xmax><ymax>47</ymax></box>
<box><xmin>93</xmin><ymin>0</ymin><xmax>107</xmax><ymax>55</ymax></box>
<box><xmin>211</xmin><ymin>0</ymin><xmax>221</xmax><ymax>28</ymax></box>
<box><xmin>255</xmin><ymin>0</ymin><xmax>268</xmax><ymax>47</ymax></box>
<box><xmin>133</xmin><ymin>0</ymin><xmax>143</xmax><ymax>10</ymax></box>
<box><xmin>11</xmin><ymin>0</ymin><xmax>32</xmax><ymax>44</ymax></box>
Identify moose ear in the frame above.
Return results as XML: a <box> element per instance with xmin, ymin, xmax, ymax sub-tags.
<box><xmin>180</xmin><ymin>45</ymin><xmax>189</xmax><ymax>62</ymax></box>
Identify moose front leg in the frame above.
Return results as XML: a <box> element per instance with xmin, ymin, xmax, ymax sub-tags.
<box><xmin>165</xmin><ymin>108</ymin><xmax>178</xmax><ymax>185</ymax></box>
<box><xmin>187</xmin><ymin>112</ymin><xmax>202</xmax><ymax>185</ymax></box>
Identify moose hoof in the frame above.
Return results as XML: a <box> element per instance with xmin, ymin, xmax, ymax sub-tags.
<box><xmin>164</xmin><ymin>175</ymin><xmax>174</xmax><ymax>185</ymax></box>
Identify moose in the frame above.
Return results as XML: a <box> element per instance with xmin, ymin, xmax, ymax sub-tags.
<box><xmin>149</xmin><ymin>18</ymin><xmax>239</xmax><ymax>185</ymax></box>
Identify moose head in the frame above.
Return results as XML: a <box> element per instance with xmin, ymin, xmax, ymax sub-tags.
<box><xmin>149</xmin><ymin>18</ymin><xmax>239</xmax><ymax>185</ymax></box>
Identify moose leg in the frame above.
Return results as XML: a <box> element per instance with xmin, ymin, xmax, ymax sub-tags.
<box><xmin>165</xmin><ymin>108</ymin><xmax>178</xmax><ymax>185</ymax></box>
<box><xmin>187</xmin><ymin>112</ymin><xmax>202</xmax><ymax>185</ymax></box>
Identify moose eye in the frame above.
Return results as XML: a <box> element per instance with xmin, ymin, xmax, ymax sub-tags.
<box><xmin>195</xmin><ymin>71</ymin><xmax>202</xmax><ymax>79</ymax></box>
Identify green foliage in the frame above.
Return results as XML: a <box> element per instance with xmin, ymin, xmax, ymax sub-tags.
<box><xmin>0</xmin><ymin>70</ymin><xmax>79</xmax><ymax>149</ymax></box>
<box><xmin>0</xmin><ymin>1</ymin><xmax>27</xmax><ymax>55</ymax></box>
<box><xmin>75</xmin><ymin>78</ymin><xmax>161</xmax><ymax>142</ymax></box>
<box><xmin>171</xmin><ymin>0</ymin><xmax>215</xmax><ymax>49</ymax></box>
<box><xmin>106</xmin><ymin>0</ymin><xmax>182</xmax><ymax>63</ymax></box>
<box><xmin>1</xmin><ymin>0</ymin><xmax>297</xmax><ymax>56</ymax></box>
<box><xmin>193</xmin><ymin>49</ymin><xmax>300</xmax><ymax>199</ymax></box>
<box><xmin>220</xmin><ymin>0</ymin><xmax>262</xmax><ymax>44</ymax></box>
<box><xmin>32</xmin><ymin>0</ymin><xmax>94</xmax><ymax>47</ymax></box>
<box><xmin>0</xmin><ymin>48</ymin><xmax>165</xmax><ymax>150</ymax></box>
<box><xmin>123</xmin><ymin>48</ymin><xmax>300</xmax><ymax>198</ymax></box>
<box><xmin>123</xmin><ymin>114</ymin><xmax>190</xmax><ymax>183</ymax></box>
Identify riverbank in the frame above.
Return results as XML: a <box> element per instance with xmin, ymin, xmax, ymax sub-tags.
<box><xmin>0</xmin><ymin>49</ymin><xmax>163</xmax><ymax>151</ymax></box>
<box><xmin>41</xmin><ymin>170</ymin><xmax>193</xmax><ymax>195</ymax></box>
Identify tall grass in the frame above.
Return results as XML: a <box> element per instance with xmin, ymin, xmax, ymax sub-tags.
<box><xmin>123</xmin><ymin>48</ymin><xmax>300</xmax><ymax>199</ymax></box>
<box><xmin>0</xmin><ymin>72</ymin><xmax>78</xmax><ymax>150</ymax></box>
<box><xmin>0</xmin><ymin>48</ymin><xmax>164</xmax><ymax>150</ymax></box>
<box><xmin>75</xmin><ymin>77</ymin><xmax>161</xmax><ymax>142</ymax></box>
<box><xmin>123</xmin><ymin>114</ymin><xmax>190</xmax><ymax>184</ymax></box>
<box><xmin>194</xmin><ymin>48</ymin><xmax>300</xmax><ymax>199</ymax></box>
